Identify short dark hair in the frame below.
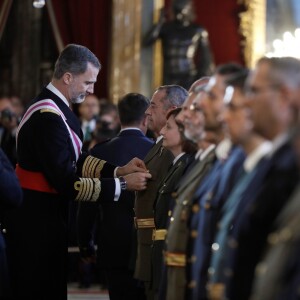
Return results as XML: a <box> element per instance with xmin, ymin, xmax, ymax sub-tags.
<box><xmin>53</xmin><ymin>44</ymin><xmax>101</xmax><ymax>79</ymax></box>
<box><xmin>156</xmin><ymin>85</ymin><xmax>188</xmax><ymax>109</ymax></box>
<box><xmin>117</xmin><ymin>93</ymin><xmax>150</xmax><ymax>125</ymax></box>
<box><xmin>166</xmin><ymin>108</ymin><xmax>197</xmax><ymax>154</ymax></box>
<box><xmin>216</xmin><ymin>62</ymin><xmax>244</xmax><ymax>77</ymax></box>
<box><xmin>225</xmin><ymin>69</ymin><xmax>250</xmax><ymax>90</ymax></box>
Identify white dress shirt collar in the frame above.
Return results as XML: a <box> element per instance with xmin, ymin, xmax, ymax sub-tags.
<box><xmin>46</xmin><ymin>83</ymin><xmax>70</xmax><ymax>107</ymax></box>
<box><xmin>244</xmin><ymin>141</ymin><xmax>273</xmax><ymax>173</ymax></box>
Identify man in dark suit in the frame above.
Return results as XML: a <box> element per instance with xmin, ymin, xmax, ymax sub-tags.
<box><xmin>134</xmin><ymin>85</ymin><xmax>188</xmax><ymax>300</ymax></box>
<box><xmin>224</xmin><ymin>57</ymin><xmax>300</xmax><ymax>300</ymax></box>
<box><xmin>0</xmin><ymin>148</ymin><xmax>22</xmax><ymax>299</ymax></box>
<box><xmin>77</xmin><ymin>92</ymin><xmax>154</xmax><ymax>300</ymax></box>
<box><xmin>4</xmin><ymin>44</ymin><xmax>151</xmax><ymax>300</ymax></box>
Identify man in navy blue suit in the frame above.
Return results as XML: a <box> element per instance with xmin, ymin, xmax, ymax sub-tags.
<box><xmin>78</xmin><ymin>93</ymin><xmax>154</xmax><ymax>300</ymax></box>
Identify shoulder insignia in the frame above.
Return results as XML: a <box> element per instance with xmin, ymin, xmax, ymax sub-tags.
<box><xmin>40</xmin><ymin>108</ymin><xmax>60</xmax><ymax>116</ymax></box>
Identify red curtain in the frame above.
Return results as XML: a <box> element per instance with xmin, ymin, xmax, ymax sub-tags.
<box><xmin>193</xmin><ymin>0</ymin><xmax>244</xmax><ymax>65</ymax></box>
<box><xmin>47</xmin><ymin>0</ymin><xmax>111</xmax><ymax>98</ymax></box>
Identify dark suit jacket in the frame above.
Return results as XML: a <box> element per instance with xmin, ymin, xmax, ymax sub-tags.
<box><xmin>77</xmin><ymin>129</ymin><xmax>154</xmax><ymax>268</ymax></box>
<box><xmin>225</xmin><ymin>140</ymin><xmax>299</xmax><ymax>300</ymax></box>
<box><xmin>0</xmin><ymin>149</ymin><xmax>22</xmax><ymax>298</ymax></box>
<box><xmin>134</xmin><ymin>139</ymin><xmax>174</xmax><ymax>281</ymax></box>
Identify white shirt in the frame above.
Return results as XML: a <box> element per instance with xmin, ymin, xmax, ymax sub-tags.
<box><xmin>244</xmin><ymin>141</ymin><xmax>273</xmax><ymax>173</ymax></box>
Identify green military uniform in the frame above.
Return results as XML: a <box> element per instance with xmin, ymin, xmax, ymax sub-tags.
<box><xmin>134</xmin><ymin>139</ymin><xmax>174</xmax><ymax>293</ymax></box>
<box><xmin>152</xmin><ymin>153</ymin><xmax>193</xmax><ymax>298</ymax></box>
<box><xmin>164</xmin><ymin>146</ymin><xmax>216</xmax><ymax>300</ymax></box>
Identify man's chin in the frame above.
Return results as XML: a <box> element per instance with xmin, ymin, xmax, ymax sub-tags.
<box><xmin>71</xmin><ymin>97</ymin><xmax>86</xmax><ymax>104</ymax></box>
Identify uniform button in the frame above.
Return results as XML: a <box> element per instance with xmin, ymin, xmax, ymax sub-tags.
<box><xmin>168</xmin><ymin>210</ymin><xmax>172</xmax><ymax>217</ymax></box>
<box><xmin>192</xmin><ymin>204</ymin><xmax>200</xmax><ymax>213</ymax></box>
<box><xmin>191</xmin><ymin>230</ymin><xmax>198</xmax><ymax>238</ymax></box>
<box><xmin>2</xmin><ymin>228</ymin><xmax>6</xmax><ymax>233</ymax></box>
<box><xmin>190</xmin><ymin>255</ymin><xmax>197</xmax><ymax>263</ymax></box>
<box><xmin>183</xmin><ymin>199</ymin><xmax>188</xmax><ymax>205</ymax></box>
<box><xmin>171</xmin><ymin>192</ymin><xmax>178</xmax><ymax>198</ymax></box>
<box><xmin>228</xmin><ymin>238</ymin><xmax>238</xmax><ymax>248</ymax></box>
<box><xmin>208</xmin><ymin>267</ymin><xmax>215</xmax><ymax>275</ymax></box>
<box><xmin>204</xmin><ymin>202</ymin><xmax>211</xmax><ymax>210</ymax></box>
<box><xmin>188</xmin><ymin>280</ymin><xmax>196</xmax><ymax>289</ymax></box>
<box><xmin>170</xmin><ymin>217</ymin><xmax>174</xmax><ymax>222</ymax></box>
<box><xmin>211</xmin><ymin>243</ymin><xmax>219</xmax><ymax>251</ymax></box>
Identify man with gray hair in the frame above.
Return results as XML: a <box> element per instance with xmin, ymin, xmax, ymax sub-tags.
<box><xmin>134</xmin><ymin>84</ymin><xmax>188</xmax><ymax>300</ymax></box>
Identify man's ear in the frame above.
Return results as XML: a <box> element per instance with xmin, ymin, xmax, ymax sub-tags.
<box><xmin>167</xmin><ymin>105</ymin><xmax>177</xmax><ymax>114</ymax></box>
<box><xmin>63</xmin><ymin>72</ymin><xmax>72</xmax><ymax>85</ymax></box>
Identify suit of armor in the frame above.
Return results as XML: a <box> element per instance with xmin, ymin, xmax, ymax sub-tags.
<box><xmin>144</xmin><ymin>2</ymin><xmax>214</xmax><ymax>90</ymax></box>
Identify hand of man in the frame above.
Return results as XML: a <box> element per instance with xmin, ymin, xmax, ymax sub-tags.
<box><xmin>124</xmin><ymin>171</ymin><xmax>152</xmax><ymax>191</ymax></box>
<box><xmin>116</xmin><ymin>157</ymin><xmax>148</xmax><ymax>176</ymax></box>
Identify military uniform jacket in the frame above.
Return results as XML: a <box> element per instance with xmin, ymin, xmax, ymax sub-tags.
<box><xmin>5</xmin><ymin>87</ymin><xmax>116</xmax><ymax>300</ymax></box>
<box><xmin>134</xmin><ymin>138</ymin><xmax>174</xmax><ymax>281</ymax></box>
<box><xmin>151</xmin><ymin>153</ymin><xmax>194</xmax><ymax>295</ymax></box>
<box><xmin>164</xmin><ymin>147</ymin><xmax>216</xmax><ymax>300</ymax></box>
<box><xmin>188</xmin><ymin>146</ymin><xmax>245</xmax><ymax>300</ymax></box>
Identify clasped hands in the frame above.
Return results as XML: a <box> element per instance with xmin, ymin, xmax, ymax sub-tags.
<box><xmin>116</xmin><ymin>157</ymin><xmax>151</xmax><ymax>191</ymax></box>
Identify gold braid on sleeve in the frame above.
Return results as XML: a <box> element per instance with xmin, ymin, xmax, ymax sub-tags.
<box><xmin>82</xmin><ymin>155</ymin><xmax>106</xmax><ymax>178</ymax></box>
<box><xmin>74</xmin><ymin>178</ymin><xmax>101</xmax><ymax>202</ymax></box>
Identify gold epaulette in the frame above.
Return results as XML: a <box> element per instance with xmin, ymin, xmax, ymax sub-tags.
<box><xmin>82</xmin><ymin>155</ymin><xmax>106</xmax><ymax>178</ymax></box>
<box><xmin>40</xmin><ymin>108</ymin><xmax>60</xmax><ymax>116</ymax></box>
<box><xmin>164</xmin><ymin>252</ymin><xmax>186</xmax><ymax>267</ymax></box>
<box><xmin>74</xmin><ymin>178</ymin><xmax>101</xmax><ymax>202</ymax></box>
<box><xmin>152</xmin><ymin>229</ymin><xmax>167</xmax><ymax>241</ymax></box>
